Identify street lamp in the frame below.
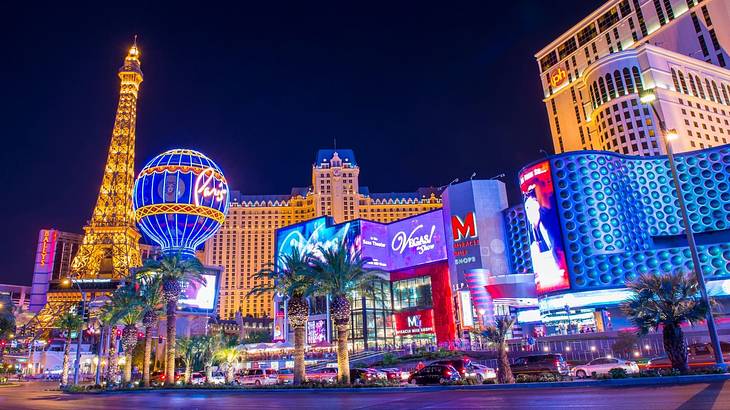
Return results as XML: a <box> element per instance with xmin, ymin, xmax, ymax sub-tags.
<box><xmin>640</xmin><ymin>89</ymin><xmax>726</xmax><ymax>371</ymax></box>
<box><xmin>62</xmin><ymin>276</ymin><xmax>87</xmax><ymax>385</ymax></box>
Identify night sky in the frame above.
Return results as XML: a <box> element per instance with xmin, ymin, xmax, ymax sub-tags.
<box><xmin>1</xmin><ymin>1</ymin><xmax>599</xmax><ymax>285</ymax></box>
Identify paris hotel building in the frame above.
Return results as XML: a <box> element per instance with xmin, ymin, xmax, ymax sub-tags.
<box><xmin>535</xmin><ymin>0</ymin><xmax>730</xmax><ymax>155</ymax></box>
<box><xmin>203</xmin><ymin>149</ymin><xmax>442</xmax><ymax>320</ymax></box>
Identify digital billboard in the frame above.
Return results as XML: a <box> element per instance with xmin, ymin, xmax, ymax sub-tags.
<box><xmin>276</xmin><ymin>217</ymin><xmax>361</xmax><ymax>265</ymax></box>
<box><xmin>519</xmin><ymin>161</ymin><xmax>569</xmax><ymax>295</ymax></box>
<box><xmin>177</xmin><ymin>271</ymin><xmax>219</xmax><ymax>311</ymax></box>
<box><xmin>394</xmin><ymin>308</ymin><xmax>435</xmax><ymax>336</ymax></box>
<box><xmin>386</xmin><ymin>211</ymin><xmax>447</xmax><ymax>271</ymax></box>
<box><xmin>306</xmin><ymin>319</ymin><xmax>328</xmax><ymax>344</ymax></box>
<box><xmin>360</xmin><ymin>221</ymin><xmax>389</xmax><ymax>269</ymax></box>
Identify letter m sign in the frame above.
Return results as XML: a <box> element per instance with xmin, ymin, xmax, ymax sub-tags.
<box><xmin>452</xmin><ymin>212</ymin><xmax>477</xmax><ymax>241</ymax></box>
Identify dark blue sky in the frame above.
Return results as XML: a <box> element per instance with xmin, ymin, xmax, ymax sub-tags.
<box><xmin>1</xmin><ymin>1</ymin><xmax>599</xmax><ymax>285</ymax></box>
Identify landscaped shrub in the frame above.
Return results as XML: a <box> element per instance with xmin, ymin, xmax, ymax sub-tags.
<box><xmin>608</xmin><ymin>368</ymin><xmax>628</xmax><ymax>379</ymax></box>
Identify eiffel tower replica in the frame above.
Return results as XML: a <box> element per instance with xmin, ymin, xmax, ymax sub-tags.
<box><xmin>22</xmin><ymin>41</ymin><xmax>144</xmax><ymax>338</ymax></box>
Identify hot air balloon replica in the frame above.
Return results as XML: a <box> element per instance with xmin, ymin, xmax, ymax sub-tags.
<box><xmin>133</xmin><ymin>149</ymin><xmax>230</xmax><ymax>256</ymax></box>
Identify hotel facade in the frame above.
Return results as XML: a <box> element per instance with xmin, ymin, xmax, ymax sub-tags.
<box><xmin>535</xmin><ymin>0</ymin><xmax>730</xmax><ymax>155</ymax></box>
<box><xmin>203</xmin><ymin>149</ymin><xmax>442</xmax><ymax>320</ymax></box>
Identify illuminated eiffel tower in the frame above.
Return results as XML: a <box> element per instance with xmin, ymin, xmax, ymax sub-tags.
<box><xmin>21</xmin><ymin>42</ymin><xmax>144</xmax><ymax>339</ymax></box>
<box><xmin>70</xmin><ymin>41</ymin><xmax>143</xmax><ymax>278</ymax></box>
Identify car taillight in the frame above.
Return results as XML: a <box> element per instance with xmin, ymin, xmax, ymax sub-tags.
<box><xmin>445</xmin><ymin>371</ymin><xmax>451</xmax><ymax>376</ymax></box>
<box><xmin>555</xmin><ymin>360</ymin><xmax>560</xmax><ymax>367</ymax></box>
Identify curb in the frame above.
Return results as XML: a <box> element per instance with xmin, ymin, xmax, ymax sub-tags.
<box><xmin>63</xmin><ymin>374</ymin><xmax>730</xmax><ymax>395</ymax></box>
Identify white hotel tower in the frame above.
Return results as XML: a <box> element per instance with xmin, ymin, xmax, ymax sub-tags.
<box><xmin>536</xmin><ymin>0</ymin><xmax>730</xmax><ymax>155</ymax></box>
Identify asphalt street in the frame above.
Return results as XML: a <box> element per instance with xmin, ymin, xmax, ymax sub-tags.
<box><xmin>1</xmin><ymin>380</ymin><xmax>729</xmax><ymax>409</ymax></box>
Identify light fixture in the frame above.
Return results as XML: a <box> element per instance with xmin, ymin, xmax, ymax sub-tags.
<box><xmin>590</xmin><ymin>346</ymin><xmax>597</xmax><ymax>352</ymax></box>
<box><xmin>666</xmin><ymin>129</ymin><xmax>679</xmax><ymax>141</ymax></box>
<box><xmin>640</xmin><ymin>90</ymin><xmax>657</xmax><ymax>104</ymax></box>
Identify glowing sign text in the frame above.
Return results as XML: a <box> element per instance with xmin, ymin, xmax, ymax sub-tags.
<box><xmin>194</xmin><ymin>167</ymin><xmax>228</xmax><ymax>206</ymax></box>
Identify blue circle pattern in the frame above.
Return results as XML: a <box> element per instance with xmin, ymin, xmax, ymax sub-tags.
<box><xmin>507</xmin><ymin>145</ymin><xmax>730</xmax><ymax>293</ymax></box>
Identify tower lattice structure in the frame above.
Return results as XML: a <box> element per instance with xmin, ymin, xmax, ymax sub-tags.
<box><xmin>19</xmin><ymin>42</ymin><xmax>146</xmax><ymax>341</ymax></box>
<box><xmin>69</xmin><ymin>43</ymin><xmax>144</xmax><ymax>279</ymax></box>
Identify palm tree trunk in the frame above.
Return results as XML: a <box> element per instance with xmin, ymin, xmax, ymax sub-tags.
<box><xmin>61</xmin><ymin>335</ymin><xmax>71</xmax><ymax>387</ymax></box>
<box><xmin>124</xmin><ymin>353</ymin><xmax>132</xmax><ymax>384</ymax></box>
<box><xmin>166</xmin><ymin>299</ymin><xmax>177</xmax><ymax>386</ymax></box>
<box><xmin>185</xmin><ymin>362</ymin><xmax>192</xmax><ymax>384</ymax></box>
<box><xmin>205</xmin><ymin>362</ymin><xmax>213</xmax><ymax>381</ymax></box>
<box><xmin>293</xmin><ymin>325</ymin><xmax>306</xmax><ymax>385</ymax></box>
<box><xmin>663</xmin><ymin>322</ymin><xmax>689</xmax><ymax>374</ymax></box>
<box><xmin>106</xmin><ymin>333</ymin><xmax>116</xmax><ymax>387</ymax></box>
<box><xmin>226</xmin><ymin>364</ymin><xmax>234</xmax><ymax>384</ymax></box>
<box><xmin>336</xmin><ymin>325</ymin><xmax>350</xmax><ymax>384</ymax></box>
<box><xmin>143</xmin><ymin>327</ymin><xmax>152</xmax><ymax>387</ymax></box>
<box><xmin>497</xmin><ymin>345</ymin><xmax>514</xmax><ymax>384</ymax></box>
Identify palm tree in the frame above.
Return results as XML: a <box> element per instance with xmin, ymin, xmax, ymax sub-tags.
<box><xmin>306</xmin><ymin>241</ymin><xmax>384</xmax><ymax>384</ymax></box>
<box><xmin>195</xmin><ymin>333</ymin><xmax>222</xmax><ymax>382</ymax></box>
<box><xmin>176</xmin><ymin>337</ymin><xmax>197</xmax><ymax>384</ymax></box>
<box><xmin>98</xmin><ymin>303</ymin><xmax>119</xmax><ymax>387</ymax></box>
<box><xmin>214</xmin><ymin>345</ymin><xmax>243</xmax><ymax>384</ymax></box>
<box><xmin>109</xmin><ymin>283</ymin><xmax>143</xmax><ymax>385</ymax></box>
<box><xmin>250</xmin><ymin>247</ymin><xmax>314</xmax><ymax>385</ymax></box>
<box><xmin>0</xmin><ymin>296</ymin><xmax>15</xmax><ymax>362</ymax></box>
<box><xmin>138</xmin><ymin>276</ymin><xmax>164</xmax><ymax>387</ymax></box>
<box><xmin>621</xmin><ymin>272</ymin><xmax>711</xmax><ymax>374</ymax></box>
<box><xmin>137</xmin><ymin>253</ymin><xmax>205</xmax><ymax>385</ymax></box>
<box><xmin>54</xmin><ymin>310</ymin><xmax>83</xmax><ymax>387</ymax></box>
<box><xmin>481</xmin><ymin>316</ymin><xmax>516</xmax><ymax>384</ymax></box>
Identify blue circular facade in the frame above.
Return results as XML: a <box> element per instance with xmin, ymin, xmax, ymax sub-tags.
<box><xmin>133</xmin><ymin>149</ymin><xmax>230</xmax><ymax>256</ymax></box>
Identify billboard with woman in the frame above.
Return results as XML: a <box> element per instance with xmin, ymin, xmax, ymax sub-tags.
<box><xmin>519</xmin><ymin>161</ymin><xmax>569</xmax><ymax>294</ymax></box>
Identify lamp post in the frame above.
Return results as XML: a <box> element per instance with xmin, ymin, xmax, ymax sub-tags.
<box><xmin>640</xmin><ymin>89</ymin><xmax>726</xmax><ymax>371</ymax></box>
<box><xmin>62</xmin><ymin>277</ymin><xmax>87</xmax><ymax>384</ymax></box>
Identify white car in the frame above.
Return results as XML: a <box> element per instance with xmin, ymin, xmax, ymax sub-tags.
<box><xmin>208</xmin><ymin>372</ymin><xmax>226</xmax><ymax>384</ymax></box>
<box><xmin>467</xmin><ymin>363</ymin><xmax>497</xmax><ymax>382</ymax></box>
<box><xmin>572</xmin><ymin>357</ymin><xmax>640</xmax><ymax>378</ymax></box>
<box><xmin>190</xmin><ymin>372</ymin><xmax>207</xmax><ymax>385</ymax></box>
<box><xmin>236</xmin><ymin>368</ymin><xmax>278</xmax><ymax>386</ymax></box>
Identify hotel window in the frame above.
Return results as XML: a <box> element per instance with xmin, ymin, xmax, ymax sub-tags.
<box><xmin>539</xmin><ymin>51</ymin><xmax>558</xmax><ymax>72</ymax></box>
<box><xmin>577</xmin><ymin>23</ymin><xmax>597</xmax><ymax>46</ymax></box>
<box><xmin>597</xmin><ymin>7</ymin><xmax>619</xmax><ymax>32</ymax></box>
<box><xmin>653</xmin><ymin>0</ymin><xmax>666</xmax><ymax>25</ymax></box>
<box><xmin>702</xmin><ymin>6</ymin><xmax>712</xmax><ymax>26</ymax></box>
<box><xmin>557</xmin><ymin>38</ymin><xmax>577</xmax><ymax>60</ymax></box>
<box><xmin>618</xmin><ymin>0</ymin><xmax>631</xmax><ymax>17</ymax></box>
<box><xmin>699</xmin><ymin>35</ymin><xmax>710</xmax><ymax>57</ymax></box>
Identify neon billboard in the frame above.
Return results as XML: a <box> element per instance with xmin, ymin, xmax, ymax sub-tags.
<box><xmin>519</xmin><ymin>161</ymin><xmax>569</xmax><ymax>295</ymax></box>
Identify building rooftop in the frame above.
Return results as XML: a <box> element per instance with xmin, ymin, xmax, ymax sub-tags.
<box><xmin>315</xmin><ymin>149</ymin><xmax>356</xmax><ymax>166</ymax></box>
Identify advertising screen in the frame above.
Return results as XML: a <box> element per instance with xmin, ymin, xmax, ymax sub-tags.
<box><xmin>394</xmin><ymin>308</ymin><xmax>435</xmax><ymax>336</ymax></box>
<box><xmin>360</xmin><ymin>221</ymin><xmax>389</xmax><ymax>269</ymax></box>
<box><xmin>306</xmin><ymin>319</ymin><xmax>328</xmax><ymax>345</ymax></box>
<box><xmin>386</xmin><ymin>211</ymin><xmax>447</xmax><ymax>271</ymax></box>
<box><xmin>519</xmin><ymin>161</ymin><xmax>569</xmax><ymax>294</ymax></box>
<box><xmin>177</xmin><ymin>272</ymin><xmax>218</xmax><ymax>311</ymax></box>
<box><xmin>276</xmin><ymin>217</ymin><xmax>362</xmax><ymax>265</ymax></box>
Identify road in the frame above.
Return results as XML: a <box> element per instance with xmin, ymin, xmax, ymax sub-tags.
<box><xmin>1</xmin><ymin>380</ymin><xmax>729</xmax><ymax>409</ymax></box>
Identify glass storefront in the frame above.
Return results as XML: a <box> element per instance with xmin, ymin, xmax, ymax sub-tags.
<box><xmin>346</xmin><ymin>279</ymin><xmax>396</xmax><ymax>350</ymax></box>
<box><xmin>393</xmin><ymin>276</ymin><xmax>432</xmax><ymax>310</ymax></box>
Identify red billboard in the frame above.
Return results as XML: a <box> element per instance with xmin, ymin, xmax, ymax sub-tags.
<box><xmin>519</xmin><ymin>161</ymin><xmax>570</xmax><ymax>295</ymax></box>
<box><xmin>394</xmin><ymin>308</ymin><xmax>435</xmax><ymax>336</ymax></box>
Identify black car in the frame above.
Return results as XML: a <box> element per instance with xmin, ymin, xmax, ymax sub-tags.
<box><xmin>351</xmin><ymin>368</ymin><xmax>378</xmax><ymax>384</ymax></box>
<box><xmin>407</xmin><ymin>364</ymin><xmax>461</xmax><ymax>385</ymax></box>
<box><xmin>430</xmin><ymin>359</ymin><xmax>470</xmax><ymax>378</ymax></box>
<box><xmin>510</xmin><ymin>354</ymin><xmax>570</xmax><ymax>377</ymax></box>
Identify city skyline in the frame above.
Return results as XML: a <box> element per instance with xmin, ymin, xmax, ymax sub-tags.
<box><xmin>2</xmin><ymin>1</ymin><xmax>600</xmax><ymax>284</ymax></box>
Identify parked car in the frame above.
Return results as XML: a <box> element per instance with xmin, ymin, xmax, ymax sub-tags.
<box><xmin>208</xmin><ymin>372</ymin><xmax>226</xmax><ymax>384</ymax></box>
<box><xmin>350</xmin><ymin>368</ymin><xmax>381</xmax><ymax>384</ymax></box>
<box><xmin>150</xmin><ymin>371</ymin><xmax>182</xmax><ymax>386</ymax></box>
<box><xmin>277</xmin><ymin>368</ymin><xmax>294</xmax><ymax>384</ymax></box>
<box><xmin>309</xmin><ymin>366</ymin><xmax>338</xmax><ymax>383</ymax></box>
<box><xmin>190</xmin><ymin>372</ymin><xmax>206</xmax><ymax>385</ymax></box>
<box><xmin>646</xmin><ymin>342</ymin><xmax>730</xmax><ymax>370</ymax></box>
<box><xmin>431</xmin><ymin>359</ymin><xmax>495</xmax><ymax>382</ymax></box>
<box><xmin>407</xmin><ymin>364</ymin><xmax>461</xmax><ymax>385</ymax></box>
<box><xmin>572</xmin><ymin>357</ymin><xmax>640</xmax><ymax>378</ymax></box>
<box><xmin>468</xmin><ymin>363</ymin><xmax>497</xmax><ymax>382</ymax></box>
<box><xmin>380</xmin><ymin>368</ymin><xmax>410</xmax><ymax>382</ymax></box>
<box><xmin>235</xmin><ymin>368</ymin><xmax>278</xmax><ymax>386</ymax></box>
<box><xmin>430</xmin><ymin>358</ymin><xmax>471</xmax><ymax>378</ymax></box>
<box><xmin>510</xmin><ymin>354</ymin><xmax>570</xmax><ymax>377</ymax></box>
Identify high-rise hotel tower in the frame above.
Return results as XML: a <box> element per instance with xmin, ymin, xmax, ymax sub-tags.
<box><xmin>204</xmin><ymin>149</ymin><xmax>442</xmax><ymax>319</ymax></box>
<box><xmin>536</xmin><ymin>0</ymin><xmax>730</xmax><ymax>155</ymax></box>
